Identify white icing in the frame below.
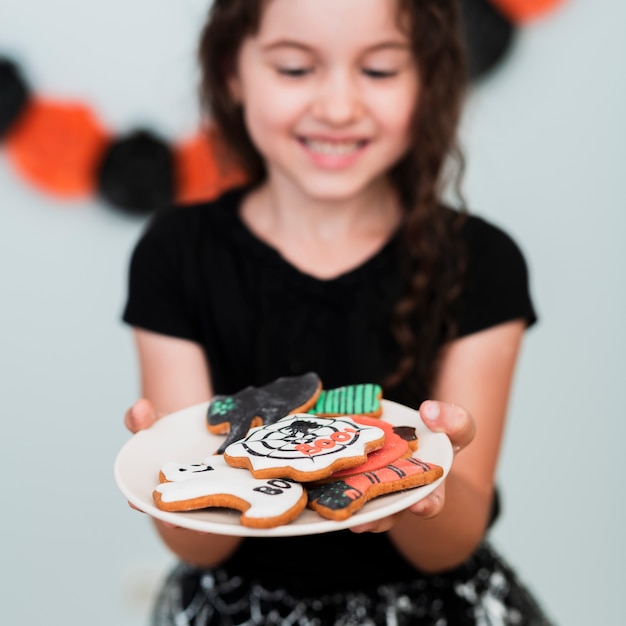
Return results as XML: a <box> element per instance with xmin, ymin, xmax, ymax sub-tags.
<box><xmin>161</xmin><ymin>461</ymin><xmax>215</xmax><ymax>481</ymax></box>
<box><xmin>224</xmin><ymin>413</ymin><xmax>385</xmax><ymax>475</ymax></box>
<box><xmin>155</xmin><ymin>455</ymin><xmax>304</xmax><ymax>520</ymax></box>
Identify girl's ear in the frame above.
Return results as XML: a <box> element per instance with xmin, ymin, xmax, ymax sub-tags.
<box><xmin>221</xmin><ymin>53</ymin><xmax>243</xmax><ymax>104</ymax></box>
<box><xmin>227</xmin><ymin>71</ymin><xmax>243</xmax><ymax>104</ymax></box>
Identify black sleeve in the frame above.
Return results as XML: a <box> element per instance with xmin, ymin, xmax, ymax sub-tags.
<box><xmin>122</xmin><ymin>211</ymin><xmax>201</xmax><ymax>342</ymax></box>
<box><xmin>456</xmin><ymin>216</ymin><xmax>538</xmax><ymax>338</ymax></box>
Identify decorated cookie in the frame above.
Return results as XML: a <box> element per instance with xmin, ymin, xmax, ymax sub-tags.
<box><xmin>223</xmin><ymin>414</ymin><xmax>386</xmax><ymax>482</ymax></box>
<box><xmin>327</xmin><ymin>415</ymin><xmax>418</xmax><ymax>479</ymax></box>
<box><xmin>310</xmin><ymin>383</ymin><xmax>383</xmax><ymax>417</ymax></box>
<box><xmin>153</xmin><ymin>455</ymin><xmax>307</xmax><ymax>529</ymax></box>
<box><xmin>307</xmin><ymin>457</ymin><xmax>444</xmax><ymax>521</ymax></box>
<box><xmin>207</xmin><ymin>372</ymin><xmax>322</xmax><ymax>453</ymax></box>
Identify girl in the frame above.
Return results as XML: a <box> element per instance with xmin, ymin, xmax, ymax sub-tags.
<box><xmin>123</xmin><ymin>0</ymin><xmax>552</xmax><ymax>623</ymax></box>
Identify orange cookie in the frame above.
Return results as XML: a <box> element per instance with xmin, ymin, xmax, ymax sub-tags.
<box><xmin>153</xmin><ymin>456</ymin><xmax>307</xmax><ymax>529</ymax></box>
<box><xmin>223</xmin><ymin>414</ymin><xmax>386</xmax><ymax>482</ymax></box>
<box><xmin>327</xmin><ymin>415</ymin><xmax>417</xmax><ymax>479</ymax></box>
<box><xmin>307</xmin><ymin>457</ymin><xmax>444</xmax><ymax>521</ymax></box>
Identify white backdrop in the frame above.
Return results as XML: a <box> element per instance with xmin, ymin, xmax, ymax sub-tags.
<box><xmin>1</xmin><ymin>1</ymin><xmax>624</xmax><ymax>624</ymax></box>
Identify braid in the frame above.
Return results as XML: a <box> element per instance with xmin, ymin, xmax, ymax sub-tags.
<box><xmin>383</xmin><ymin>0</ymin><xmax>469</xmax><ymax>398</ymax></box>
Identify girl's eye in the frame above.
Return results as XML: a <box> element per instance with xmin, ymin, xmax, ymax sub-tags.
<box><xmin>362</xmin><ymin>68</ymin><xmax>397</xmax><ymax>79</ymax></box>
<box><xmin>277</xmin><ymin>67</ymin><xmax>313</xmax><ymax>77</ymax></box>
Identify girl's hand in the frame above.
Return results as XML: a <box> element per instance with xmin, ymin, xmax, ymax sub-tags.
<box><xmin>124</xmin><ymin>398</ymin><xmax>168</xmax><ymax>516</ymax></box>
<box><xmin>407</xmin><ymin>400</ymin><xmax>475</xmax><ymax>518</ymax></box>
<box><xmin>124</xmin><ymin>397</ymin><xmax>160</xmax><ymax>433</ymax></box>
<box><xmin>350</xmin><ymin>400</ymin><xmax>475</xmax><ymax>533</ymax></box>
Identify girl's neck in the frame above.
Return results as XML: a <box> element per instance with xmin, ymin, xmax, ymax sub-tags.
<box><xmin>239</xmin><ymin>177</ymin><xmax>403</xmax><ymax>279</ymax></box>
<box><xmin>243</xmin><ymin>177</ymin><xmax>401</xmax><ymax>240</ymax></box>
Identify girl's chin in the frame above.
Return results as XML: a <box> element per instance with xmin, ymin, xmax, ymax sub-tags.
<box><xmin>292</xmin><ymin>182</ymin><xmax>382</xmax><ymax>204</ymax></box>
<box><xmin>269</xmin><ymin>170</ymin><xmax>390</xmax><ymax>205</ymax></box>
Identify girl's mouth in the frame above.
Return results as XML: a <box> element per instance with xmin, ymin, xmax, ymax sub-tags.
<box><xmin>301</xmin><ymin>138</ymin><xmax>368</xmax><ymax>155</ymax></box>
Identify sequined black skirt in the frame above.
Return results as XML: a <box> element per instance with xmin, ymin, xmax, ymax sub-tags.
<box><xmin>151</xmin><ymin>542</ymin><xmax>553</xmax><ymax>626</ymax></box>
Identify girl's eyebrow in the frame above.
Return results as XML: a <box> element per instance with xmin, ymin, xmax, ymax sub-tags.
<box><xmin>261</xmin><ymin>40</ymin><xmax>311</xmax><ymax>53</ymax></box>
<box><xmin>260</xmin><ymin>40</ymin><xmax>411</xmax><ymax>54</ymax></box>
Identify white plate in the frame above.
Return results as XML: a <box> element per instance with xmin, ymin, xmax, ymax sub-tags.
<box><xmin>114</xmin><ymin>399</ymin><xmax>453</xmax><ymax>537</ymax></box>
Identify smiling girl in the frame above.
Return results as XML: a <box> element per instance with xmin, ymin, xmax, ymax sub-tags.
<box><xmin>123</xmin><ymin>1</ymin><xmax>551</xmax><ymax>624</ymax></box>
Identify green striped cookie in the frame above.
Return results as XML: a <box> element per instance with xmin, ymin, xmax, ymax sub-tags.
<box><xmin>311</xmin><ymin>384</ymin><xmax>382</xmax><ymax>416</ymax></box>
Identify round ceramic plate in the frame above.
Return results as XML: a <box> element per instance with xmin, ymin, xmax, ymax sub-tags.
<box><xmin>114</xmin><ymin>399</ymin><xmax>453</xmax><ymax>536</ymax></box>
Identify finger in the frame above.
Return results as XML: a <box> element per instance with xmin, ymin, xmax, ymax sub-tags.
<box><xmin>420</xmin><ymin>400</ymin><xmax>475</xmax><ymax>454</ymax></box>
<box><xmin>409</xmin><ymin>483</ymin><xmax>446</xmax><ymax>519</ymax></box>
<box><xmin>350</xmin><ymin>513</ymin><xmax>401</xmax><ymax>534</ymax></box>
<box><xmin>124</xmin><ymin>398</ymin><xmax>159</xmax><ymax>433</ymax></box>
<box><xmin>127</xmin><ymin>503</ymin><xmax>184</xmax><ymax>530</ymax></box>
<box><xmin>160</xmin><ymin>521</ymin><xmax>179</xmax><ymax>529</ymax></box>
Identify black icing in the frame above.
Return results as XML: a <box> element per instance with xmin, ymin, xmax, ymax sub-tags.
<box><xmin>393</xmin><ymin>426</ymin><xmax>417</xmax><ymax>443</ymax></box>
<box><xmin>308</xmin><ymin>480</ymin><xmax>363</xmax><ymax>511</ymax></box>
<box><xmin>207</xmin><ymin>372</ymin><xmax>321</xmax><ymax>453</ymax></box>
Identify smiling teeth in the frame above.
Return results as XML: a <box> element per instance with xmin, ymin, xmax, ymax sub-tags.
<box><xmin>305</xmin><ymin>139</ymin><xmax>362</xmax><ymax>155</ymax></box>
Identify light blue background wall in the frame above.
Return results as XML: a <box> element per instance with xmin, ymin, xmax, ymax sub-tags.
<box><xmin>1</xmin><ymin>1</ymin><xmax>623</xmax><ymax>624</ymax></box>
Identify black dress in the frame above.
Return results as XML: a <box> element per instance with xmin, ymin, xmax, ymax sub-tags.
<box><xmin>124</xmin><ymin>187</ymin><xmax>551</xmax><ymax>625</ymax></box>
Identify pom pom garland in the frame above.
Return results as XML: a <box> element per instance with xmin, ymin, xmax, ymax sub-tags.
<box><xmin>97</xmin><ymin>130</ymin><xmax>175</xmax><ymax>215</ymax></box>
<box><xmin>5</xmin><ymin>99</ymin><xmax>109</xmax><ymax>198</ymax></box>
<box><xmin>491</xmin><ymin>0</ymin><xmax>566</xmax><ymax>22</ymax></box>
<box><xmin>175</xmin><ymin>128</ymin><xmax>248</xmax><ymax>206</ymax></box>
<box><xmin>461</xmin><ymin>0</ymin><xmax>517</xmax><ymax>82</ymax></box>
<box><xmin>0</xmin><ymin>59</ymin><xmax>30</xmax><ymax>139</ymax></box>
<box><xmin>0</xmin><ymin>0</ymin><xmax>567</xmax><ymax>217</ymax></box>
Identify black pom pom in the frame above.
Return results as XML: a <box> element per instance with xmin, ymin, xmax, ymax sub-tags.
<box><xmin>96</xmin><ymin>130</ymin><xmax>175</xmax><ymax>215</ymax></box>
<box><xmin>0</xmin><ymin>58</ymin><xmax>31</xmax><ymax>138</ymax></box>
<box><xmin>460</xmin><ymin>0</ymin><xmax>517</xmax><ymax>82</ymax></box>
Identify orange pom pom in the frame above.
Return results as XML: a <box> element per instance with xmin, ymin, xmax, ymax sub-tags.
<box><xmin>4</xmin><ymin>98</ymin><xmax>108</xmax><ymax>198</ymax></box>
<box><xmin>490</xmin><ymin>0</ymin><xmax>566</xmax><ymax>22</ymax></box>
<box><xmin>174</xmin><ymin>126</ymin><xmax>247</xmax><ymax>205</ymax></box>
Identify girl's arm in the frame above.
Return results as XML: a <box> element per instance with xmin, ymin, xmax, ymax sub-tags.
<box><xmin>126</xmin><ymin>328</ymin><xmax>244</xmax><ymax>567</ymax></box>
<box><xmin>364</xmin><ymin>319</ymin><xmax>526</xmax><ymax>573</ymax></box>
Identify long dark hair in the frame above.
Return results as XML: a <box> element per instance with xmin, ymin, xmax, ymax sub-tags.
<box><xmin>198</xmin><ymin>0</ymin><xmax>469</xmax><ymax>400</ymax></box>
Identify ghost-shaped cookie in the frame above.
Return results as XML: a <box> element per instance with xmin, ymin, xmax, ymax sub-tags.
<box><xmin>153</xmin><ymin>455</ymin><xmax>307</xmax><ymax>529</ymax></box>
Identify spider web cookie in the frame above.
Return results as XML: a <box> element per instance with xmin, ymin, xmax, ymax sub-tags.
<box><xmin>223</xmin><ymin>414</ymin><xmax>386</xmax><ymax>482</ymax></box>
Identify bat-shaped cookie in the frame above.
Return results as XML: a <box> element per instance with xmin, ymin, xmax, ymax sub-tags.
<box><xmin>206</xmin><ymin>372</ymin><xmax>322</xmax><ymax>453</ymax></box>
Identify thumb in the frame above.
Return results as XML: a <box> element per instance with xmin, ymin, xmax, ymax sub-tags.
<box><xmin>420</xmin><ymin>400</ymin><xmax>475</xmax><ymax>454</ymax></box>
<box><xmin>124</xmin><ymin>398</ymin><xmax>159</xmax><ymax>433</ymax></box>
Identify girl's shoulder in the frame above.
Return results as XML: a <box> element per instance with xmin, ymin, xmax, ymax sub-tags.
<box><xmin>146</xmin><ymin>187</ymin><xmax>246</xmax><ymax>236</ymax></box>
<box><xmin>456</xmin><ymin>211</ymin><xmax>538</xmax><ymax>334</ymax></box>
<box><xmin>461</xmin><ymin>212</ymin><xmax>522</xmax><ymax>252</ymax></box>
<box><xmin>132</xmin><ymin>187</ymin><xmax>248</xmax><ymax>260</ymax></box>
<box><xmin>460</xmin><ymin>212</ymin><xmax>531</xmax><ymax>279</ymax></box>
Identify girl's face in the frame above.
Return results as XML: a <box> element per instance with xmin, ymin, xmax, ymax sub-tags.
<box><xmin>229</xmin><ymin>0</ymin><xmax>418</xmax><ymax>204</ymax></box>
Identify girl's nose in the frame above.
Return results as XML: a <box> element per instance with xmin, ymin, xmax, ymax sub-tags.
<box><xmin>311</xmin><ymin>72</ymin><xmax>362</xmax><ymax>125</ymax></box>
